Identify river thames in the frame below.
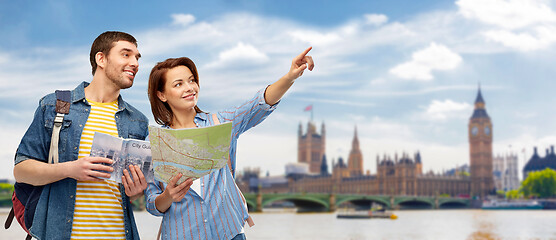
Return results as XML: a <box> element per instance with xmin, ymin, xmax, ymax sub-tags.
<box><xmin>2</xmin><ymin>209</ymin><xmax>555</xmax><ymax>239</ymax></box>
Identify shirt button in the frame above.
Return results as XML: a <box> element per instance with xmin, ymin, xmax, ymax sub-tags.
<box><xmin>116</xmin><ymin>116</ymin><xmax>119</xmax><ymax>119</ymax></box>
<box><xmin>74</xmin><ymin>147</ymin><xmax>77</xmax><ymax>150</ymax></box>
<box><xmin>79</xmin><ymin>124</ymin><xmax>83</xmax><ymax>127</ymax></box>
<box><xmin>85</xmin><ymin>109</ymin><xmax>89</xmax><ymax>112</ymax></box>
<box><xmin>67</xmin><ymin>219</ymin><xmax>71</xmax><ymax>223</ymax></box>
<box><xmin>201</xmin><ymin>201</ymin><xmax>204</xmax><ymax>204</ymax></box>
<box><xmin>204</xmin><ymin>219</ymin><xmax>208</xmax><ymax>223</ymax></box>
<box><xmin>70</xmin><ymin>195</ymin><xmax>74</xmax><ymax>198</ymax></box>
<box><xmin>201</xmin><ymin>183</ymin><xmax>204</xmax><ymax>187</ymax></box>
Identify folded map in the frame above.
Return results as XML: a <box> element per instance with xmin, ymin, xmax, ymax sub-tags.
<box><xmin>148</xmin><ymin>122</ymin><xmax>232</xmax><ymax>184</ymax></box>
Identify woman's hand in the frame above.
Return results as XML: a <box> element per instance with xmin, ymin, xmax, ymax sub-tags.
<box><xmin>286</xmin><ymin>47</ymin><xmax>314</xmax><ymax>81</ymax></box>
<box><xmin>155</xmin><ymin>173</ymin><xmax>193</xmax><ymax>213</ymax></box>
<box><xmin>164</xmin><ymin>173</ymin><xmax>194</xmax><ymax>202</ymax></box>
<box><xmin>264</xmin><ymin>47</ymin><xmax>315</xmax><ymax>105</ymax></box>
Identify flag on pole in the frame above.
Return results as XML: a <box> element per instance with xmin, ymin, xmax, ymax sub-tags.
<box><xmin>304</xmin><ymin>105</ymin><xmax>313</xmax><ymax>112</ymax></box>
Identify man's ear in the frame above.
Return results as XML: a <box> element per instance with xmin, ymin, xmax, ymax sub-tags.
<box><xmin>95</xmin><ymin>52</ymin><xmax>106</xmax><ymax>70</ymax></box>
<box><xmin>157</xmin><ymin>91</ymin><xmax>167</xmax><ymax>102</ymax></box>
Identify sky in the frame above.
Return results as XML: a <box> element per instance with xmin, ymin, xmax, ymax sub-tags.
<box><xmin>2</xmin><ymin>0</ymin><xmax>556</xmax><ymax>181</ymax></box>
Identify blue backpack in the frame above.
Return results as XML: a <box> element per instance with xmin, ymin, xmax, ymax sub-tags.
<box><xmin>4</xmin><ymin>90</ymin><xmax>71</xmax><ymax>240</ymax></box>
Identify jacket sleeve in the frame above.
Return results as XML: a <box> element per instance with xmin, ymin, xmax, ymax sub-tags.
<box><xmin>15</xmin><ymin>96</ymin><xmax>52</xmax><ymax>165</ymax></box>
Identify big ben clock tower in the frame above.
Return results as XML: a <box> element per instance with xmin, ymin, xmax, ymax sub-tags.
<box><xmin>468</xmin><ymin>86</ymin><xmax>494</xmax><ymax>198</ymax></box>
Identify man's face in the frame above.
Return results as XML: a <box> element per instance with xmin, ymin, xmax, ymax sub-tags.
<box><xmin>104</xmin><ymin>41</ymin><xmax>140</xmax><ymax>89</ymax></box>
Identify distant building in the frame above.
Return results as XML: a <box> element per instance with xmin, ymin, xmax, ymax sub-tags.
<box><xmin>242</xmin><ymin>123</ymin><xmax>471</xmax><ymax>197</ymax></box>
<box><xmin>523</xmin><ymin>146</ymin><xmax>556</xmax><ymax>179</ymax></box>
<box><xmin>239</xmin><ymin>88</ymin><xmax>500</xmax><ymax>198</ymax></box>
<box><xmin>298</xmin><ymin>121</ymin><xmax>325</xmax><ymax>174</ymax></box>
<box><xmin>468</xmin><ymin>86</ymin><xmax>494</xmax><ymax>198</ymax></box>
<box><xmin>286</xmin><ymin>162</ymin><xmax>309</xmax><ymax>175</ymax></box>
<box><xmin>347</xmin><ymin>126</ymin><xmax>363</xmax><ymax>176</ymax></box>
<box><xmin>493</xmin><ymin>153</ymin><xmax>519</xmax><ymax>191</ymax></box>
<box><xmin>445</xmin><ymin>164</ymin><xmax>470</xmax><ymax>177</ymax></box>
<box><xmin>320</xmin><ymin>154</ymin><xmax>329</xmax><ymax>176</ymax></box>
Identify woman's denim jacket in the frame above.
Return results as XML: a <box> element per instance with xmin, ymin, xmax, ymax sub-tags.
<box><xmin>14</xmin><ymin>81</ymin><xmax>149</xmax><ymax>240</ymax></box>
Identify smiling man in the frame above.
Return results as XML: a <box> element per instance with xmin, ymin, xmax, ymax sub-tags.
<box><xmin>13</xmin><ymin>31</ymin><xmax>149</xmax><ymax>240</ymax></box>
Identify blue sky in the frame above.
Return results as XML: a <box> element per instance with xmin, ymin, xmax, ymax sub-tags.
<box><xmin>2</xmin><ymin>0</ymin><xmax>556</xmax><ymax>180</ymax></box>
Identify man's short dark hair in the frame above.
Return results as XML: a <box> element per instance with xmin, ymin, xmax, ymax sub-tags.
<box><xmin>89</xmin><ymin>31</ymin><xmax>138</xmax><ymax>75</ymax></box>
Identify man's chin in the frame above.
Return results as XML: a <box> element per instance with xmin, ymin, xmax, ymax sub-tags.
<box><xmin>116</xmin><ymin>78</ymin><xmax>134</xmax><ymax>89</ymax></box>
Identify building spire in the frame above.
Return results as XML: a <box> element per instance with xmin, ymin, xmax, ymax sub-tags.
<box><xmin>475</xmin><ymin>82</ymin><xmax>485</xmax><ymax>105</ymax></box>
<box><xmin>471</xmin><ymin>83</ymin><xmax>490</xmax><ymax>119</ymax></box>
<box><xmin>352</xmin><ymin>125</ymin><xmax>360</xmax><ymax>150</ymax></box>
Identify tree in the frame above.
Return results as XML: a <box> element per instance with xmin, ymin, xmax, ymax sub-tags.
<box><xmin>505</xmin><ymin>189</ymin><xmax>523</xmax><ymax>199</ymax></box>
<box><xmin>0</xmin><ymin>183</ymin><xmax>13</xmax><ymax>194</ymax></box>
<box><xmin>521</xmin><ymin>168</ymin><xmax>556</xmax><ymax>198</ymax></box>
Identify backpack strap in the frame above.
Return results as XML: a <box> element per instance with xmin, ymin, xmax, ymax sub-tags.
<box><xmin>211</xmin><ymin>113</ymin><xmax>220</xmax><ymax>124</ymax></box>
<box><xmin>48</xmin><ymin>90</ymin><xmax>71</xmax><ymax>164</ymax></box>
<box><xmin>4</xmin><ymin>90</ymin><xmax>71</xmax><ymax>237</ymax></box>
<box><xmin>4</xmin><ymin>207</ymin><xmax>14</xmax><ymax>229</ymax></box>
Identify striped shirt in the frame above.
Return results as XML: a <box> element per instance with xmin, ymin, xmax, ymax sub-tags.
<box><xmin>146</xmin><ymin>88</ymin><xmax>277</xmax><ymax>240</ymax></box>
<box><xmin>70</xmin><ymin>99</ymin><xmax>126</xmax><ymax>240</ymax></box>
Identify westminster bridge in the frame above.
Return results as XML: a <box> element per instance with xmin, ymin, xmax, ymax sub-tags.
<box><xmin>243</xmin><ymin>193</ymin><xmax>470</xmax><ymax>212</ymax></box>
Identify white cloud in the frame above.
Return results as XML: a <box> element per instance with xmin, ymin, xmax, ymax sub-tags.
<box><xmin>171</xmin><ymin>13</ymin><xmax>196</xmax><ymax>26</ymax></box>
<box><xmin>288</xmin><ymin>30</ymin><xmax>341</xmax><ymax>46</ymax></box>
<box><xmin>364</xmin><ymin>14</ymin><xmax>388</xmax><ymax>26</ymax></box>
<box><xmin>389</xmin><ymin>42</ymin><xmax>462</xmax><ymax>81</ymax></box>
<box><xmin>483</xmin><ymin>26</ymin><xmax>556</xmax><ymax>51</ymax></box>
<box><xmin>421</xmin><ymin>99</ymin><xmax>472</xmax><ymax>121</ymax></box>
<box><xmin>219</xmin><ymin>42</ymin><xmax>268</xmax><ymax>62</ymax></box>
<box><xmin>456</xmin><ymin>0</ymin><xmax>556</xmax><ymax>30</ymax></box>
<box><xmin>204</xmin><ymin>42</ymin><xmax>269</xmax><ymax>69</ymax></box>
<box><xmin>457</xmin><ymin>0</ymin><xmax>556</xmax><ymax>51</ymax></box>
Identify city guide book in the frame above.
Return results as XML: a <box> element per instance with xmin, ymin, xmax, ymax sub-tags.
<box><xmin>89</xmin><ymin>132</ymin><xmax>155</xmax><ymax>183</ymax></box>
<box><xmin>148</xmin><ymin>122</ymin><xmax>233</xmax><ymax>184</ymax></box>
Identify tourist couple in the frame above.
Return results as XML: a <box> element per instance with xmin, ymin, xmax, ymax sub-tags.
<box><xmin>13</xmin><ymin>31</ymin><xmax>314</xmax><ymax>240</ymax></box>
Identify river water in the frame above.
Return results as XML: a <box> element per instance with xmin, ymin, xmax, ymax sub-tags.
<box><xmin>2</xmin><ymin>209</ymin><xmax>555</xmax><ymax>239</ymax></box>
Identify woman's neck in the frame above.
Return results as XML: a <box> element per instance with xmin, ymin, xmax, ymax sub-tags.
<box><xmin>170</xmin><ymin>108</ymin><xmax>197</xmax><ymax>129</ymax></box>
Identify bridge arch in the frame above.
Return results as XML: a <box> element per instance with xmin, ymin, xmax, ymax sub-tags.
<box><xmin>438</xmin><ymin>198</ymin><xmax>469</xmax><ymax>209</ymax></box>
<box><xmin>245</xmin><ymin>199</ymin><xmax>256</xmax><ymax>212</ymax></box>
<box><xmin>395</xmin><ymin>198</ymin><xmax>434</xmax><ymax>209</ymax></box>
<box><xmin>336</xmin><ymin>196</ymin><xmax>391</xmax><ymax>208</ymax></box>
<box><xmin>262</xmin><ymin>195</ymin><xmax>329</xmax><ymax>212</ymax></box>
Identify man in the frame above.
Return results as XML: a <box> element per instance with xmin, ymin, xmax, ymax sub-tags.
<box><xmin>13</xmin><ymin>31</ymin><xmax>149</xmax><ymax>240</ymax></box>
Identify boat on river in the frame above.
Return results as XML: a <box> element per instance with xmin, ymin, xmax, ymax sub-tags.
<box><xmin>481</xmin><ymin>200</ymin><xmax>543</xmax><ymax>210</ymax></box>
<box><xmin>336</xmin><ymin>209</ymin><xmax>397</xmax><ymax>219</ymax></box>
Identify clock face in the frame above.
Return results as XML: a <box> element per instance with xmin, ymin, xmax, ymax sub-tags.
<box><xmin>485</xmin><ymin>126</ymin><xmax>491</xmax><ymax>136</ymax></box>
<box><xmin>472</xmin><ymin>126</ymin><xmax>478</xmax><ymax>136</ymax></box>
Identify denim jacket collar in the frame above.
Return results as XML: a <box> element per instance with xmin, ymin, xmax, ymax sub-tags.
<box><xmin>72</xmin><ymin>81</ymin><xmax>135</xmax><ymax>113</ymax></box>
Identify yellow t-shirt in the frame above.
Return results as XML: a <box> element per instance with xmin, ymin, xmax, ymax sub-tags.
<box><xmin>70</xmin><ymin>100</ymin><xmax>126</xmax><ymax>240</ymax></box>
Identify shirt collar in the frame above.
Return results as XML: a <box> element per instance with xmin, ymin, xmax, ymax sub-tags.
<box><xmin>195</xmin><ymin>112</ymin><xmax>208</xmax><ymax>121</ymax></box>
<box><xmin>71</xmin><ymin>81</ymin><xmax>131</xmax><ymax>112</ymax></box>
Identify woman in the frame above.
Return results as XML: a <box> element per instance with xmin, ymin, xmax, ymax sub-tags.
<box><xmin>145</xmin><ymin>47</ymin><xmax>314</xmax><ymax>240</ymax></box>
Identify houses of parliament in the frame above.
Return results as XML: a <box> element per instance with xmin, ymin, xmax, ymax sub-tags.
<box><xmin>239</xmin><ymin>87</ymin><xmax>494</xmax><ymax>198</ymax></box>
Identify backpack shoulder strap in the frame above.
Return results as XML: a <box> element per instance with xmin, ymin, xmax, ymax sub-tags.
<box><xmin>48</xmin><ymin>90</ymin><xmax>71</xmax><ymax>164</ymax></box>
<box><xmin>211</xmin><ymin>113</ymin><xmax>220</xmax><ymax>125</ymax></box>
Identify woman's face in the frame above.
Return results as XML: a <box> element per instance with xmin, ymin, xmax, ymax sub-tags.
<box><xmin>157</xmin><ymin>65</ymin><xmax>199</xmax><ymax>113</ymax></box>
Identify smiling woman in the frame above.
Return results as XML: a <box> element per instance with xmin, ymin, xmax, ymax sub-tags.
<box><xmin>144</xmin><ymin>48</ymin><xmax>313</xmax><ymax>240</ymax></box>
